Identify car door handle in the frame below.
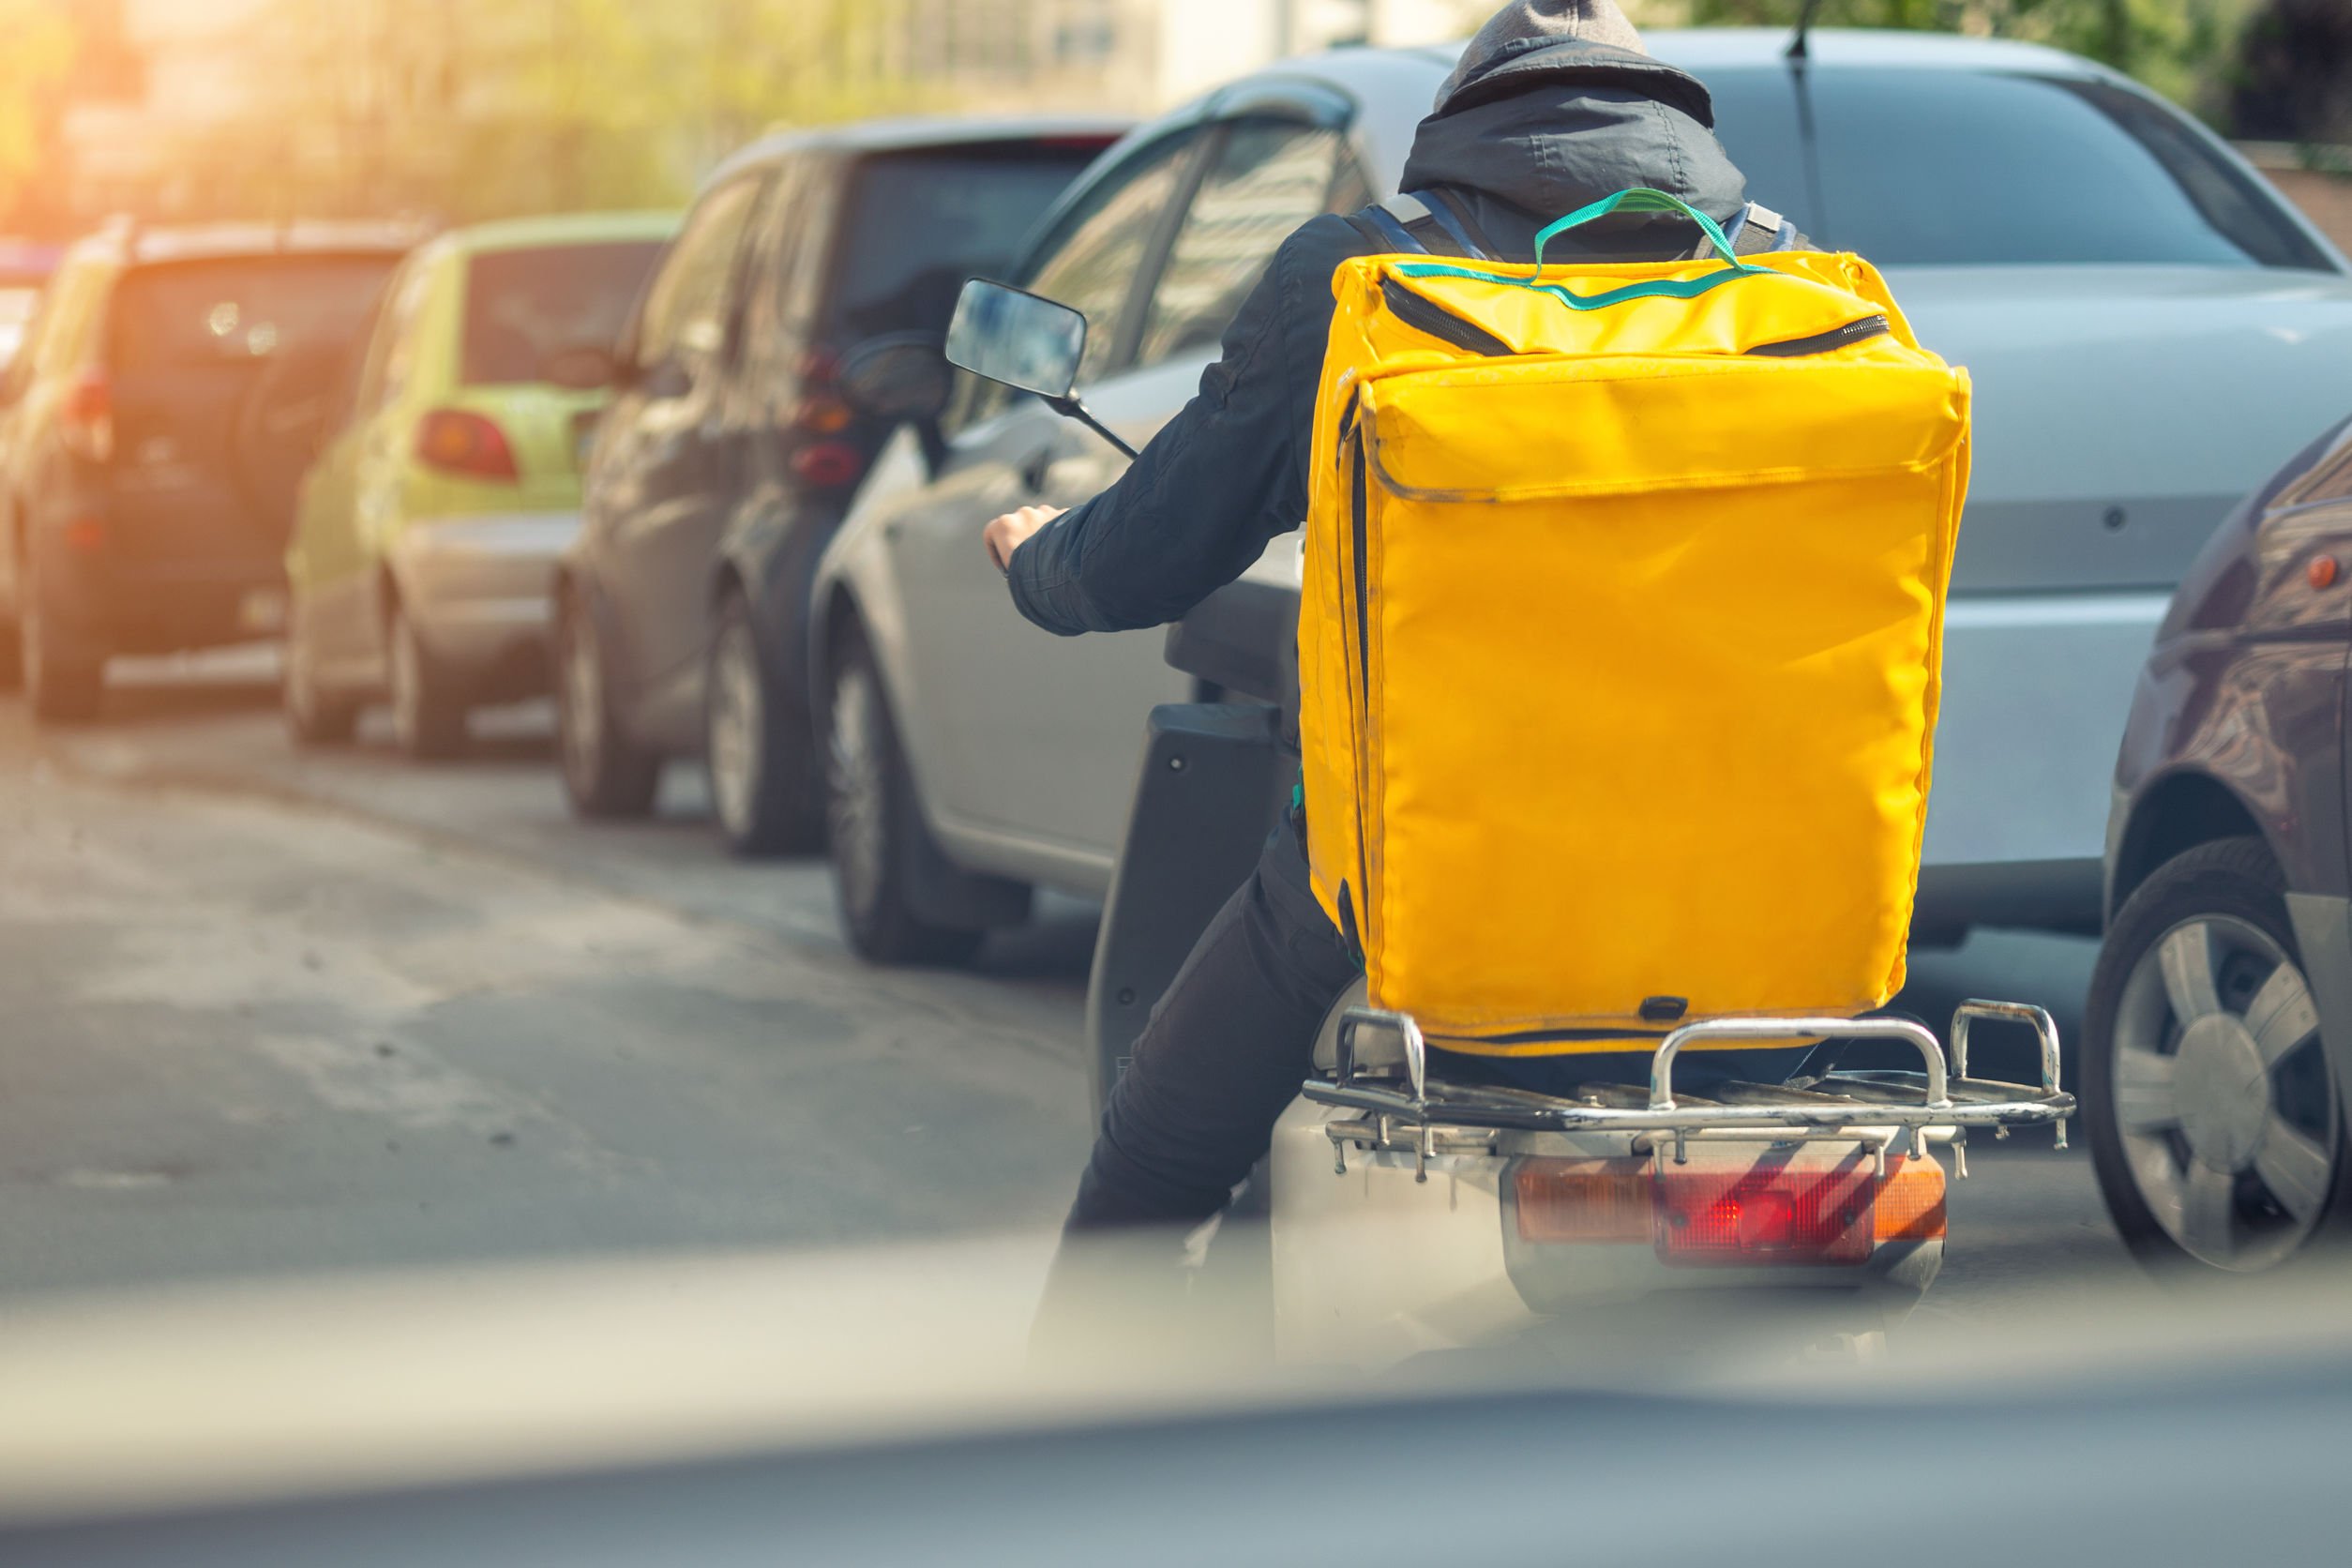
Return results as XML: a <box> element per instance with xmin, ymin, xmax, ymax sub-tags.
<box><xmin>1018</xmin><ymin>449</ymin><xmax>1056</xmax><ymax>496</ymax></box>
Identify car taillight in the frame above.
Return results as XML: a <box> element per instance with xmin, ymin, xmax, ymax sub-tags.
<box><xmin>60</xmin><ymin>371</ymin><xmax>113</xmax><ymax>461</ymax></box>
<box><xmin>1657</xmin><ymin>1158</ymin><xmax>1876</xmax><ymax>1266</ymax></box>
<box><xmin>792</xmin><ymin>440</ymin><xmax>865</xmax><ymax>489</ymax></box>
<box><xmin>1874</xmin><ymin>1153</ymin><xmax>1947</xmax><ymax>1244</ymax></box>
<box><xmin>793</xmin><ymin>392</ymin><xmax>854</xmax><ymax>435</ymax></box>
<box><xmin>414</xmin><ymin>409</ymin><xmax>518</xmax><ymax>481</ymax></box>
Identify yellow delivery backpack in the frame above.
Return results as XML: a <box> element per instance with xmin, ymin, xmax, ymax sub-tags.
<box><xmin>1299</xmin><ymin>188</ymin><xmax>1971</xmax><ymax>1053</ymax></box>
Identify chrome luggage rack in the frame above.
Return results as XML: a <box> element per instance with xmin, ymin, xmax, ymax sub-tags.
<box><xmin>1304</xmin><ymin>1002</ymin><xmax>2075</xmax><ymax>1178</ymax></box>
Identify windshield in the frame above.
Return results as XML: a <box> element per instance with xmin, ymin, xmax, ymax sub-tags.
<box><xmin>1703</xmin><ymin>67</ymin><xmax>2331</xmax><ymax>269</ymax></box>
<box><xmin>106</xmin><ymin>254</ymin><xmax>400</xmax><ymax>371</ymax></box>
<box><xmin>461</xmin><ymin>239</ymin><xmax>668</xmax><ymax>385</ymax></box>
<box><xmin>826</xmin><ymin>144</ymin><xmax>1108</xmax><ymax>341</ymax></box>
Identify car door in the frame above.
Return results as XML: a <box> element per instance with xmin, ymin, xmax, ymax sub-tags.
<box><xmin>892</xmin><ymin>112</ymin><xmax>1351</xmax><ymax>886</ymax></box>
<box><xmin>583</xmin><ymin>170</ymin><xmax>769</xmax><ymax>748</ymax></box>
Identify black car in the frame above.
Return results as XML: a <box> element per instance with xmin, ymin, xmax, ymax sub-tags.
<box><xmin>2094</xmin><ymin>413</ymin><xmax>2352</xmax><ymax>1274</ymax></box>
<box><xmin>0</xmin><ymin>221</ymin><xmax>412</xmax><ymax>719</ymax></box>
<box><xmin>552</xmin><ymin>117</ymin><xmax>1123</xmax><ymax>852</ymax></box>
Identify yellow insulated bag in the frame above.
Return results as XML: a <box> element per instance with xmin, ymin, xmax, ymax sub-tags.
<box><xmin>1298</xmin><ymin>188</ymin><xmax>1970</xmax><ymax>1053</ymax></box>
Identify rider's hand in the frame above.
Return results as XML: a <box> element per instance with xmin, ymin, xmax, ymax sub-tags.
<box><xmin>984</xmin><ymin>505</ymin><xmax>1065</xmax><ymax>575</ymax></box>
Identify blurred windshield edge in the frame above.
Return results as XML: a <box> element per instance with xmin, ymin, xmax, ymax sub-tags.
<box><xmin>4</xmin><ymin>1235</ymin><xmax>2351</xmax><ymax>1529</ymax></box>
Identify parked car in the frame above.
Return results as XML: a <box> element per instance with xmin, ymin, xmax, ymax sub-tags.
<box><xmin>809</xmin><ymin>29</ymin><xmax>2352</xmax><ymax>964</ymax></box>
<box><xmin>280</xmin><ymin>212</ymin><xmax>674</xmax><ymax>756</ymax></box>
<box><xmin>552</xmin><ymin>118</ymin><xmax>1124</xmax><ymax>850</ymax></box>
<box><xmin>0</xmin><ymin>221</ymin><xmax>412</xmax><ymax>718</ymax></box>
<box><xmin>2089</xmin><ymin>411</ymin><xmax>2352</xmax><ymax>1275</ymax></box>
<box><xmin>0</xmin><ymin>239</ymin><xmax>59</xmax><ymax>373</ymax></box>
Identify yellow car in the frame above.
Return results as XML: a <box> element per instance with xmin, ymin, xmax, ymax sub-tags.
<box><xmin>284</xmin><ymin>212</ymin><xmax>673</xmax><ymax>755</ymax></box>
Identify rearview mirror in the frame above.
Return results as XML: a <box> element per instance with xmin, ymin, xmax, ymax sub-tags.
<box><xmin>838</xmin><ymin>332</ymin><xmax>952</xmax><ymax>423</ymax></box>
<box><xmin>944</xmin><ymin>279</ymin><xmax>1087</xmax><ymax>401</ymax></box>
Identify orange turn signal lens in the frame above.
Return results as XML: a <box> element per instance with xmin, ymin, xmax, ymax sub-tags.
<box><xmin>2311</xmin><ymin>555</ymin><xmax>2339</xmax><ymax>591</ymax></box>
<box><xmin>795</xmin><ymin>395</ymin><xmax>855</xmax><ymax>435</ymax></box>
<box><xmin>1514</xmin><ymin>1157</ymin><xmax>1652</xmax><ymax>1244</ymax></box>
<box><xmin>1875</xmin><ymin>1153</ymin><xmax>1948</xmax><ymax>1243</ymax></box>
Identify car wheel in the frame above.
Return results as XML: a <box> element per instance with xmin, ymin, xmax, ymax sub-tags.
<box><xmin>554</xmin><ymin>588</ymin><xmax>659</xmax><ymax>819</ymax></box>
<box><xmin>706</xmin><ymin>590</ymin><xmax>821</xmax><ymax>858</ymax></box>
<box><xmin>2086</xmin><ymin>837</ymin><xmax>2349</xmax><ymax>1276</ymax></box>
<box><xmin>20</xmin><ymin>552</ymin><xmax>102</xmax><ymax>722</ymax></box>
<box><xmin>283</xmin><ymin>601</ymin><xmax>358</xmax><ymax>746</ymax></box>
<box><xmin>386</xmin><ymin>600</ymin><xmax>468</xmax><ymax>760</ymax></box>
<box><xmin>824</xmin><ymin>640</ymin><xmax>984</xmax><ymax>967</ymax></box>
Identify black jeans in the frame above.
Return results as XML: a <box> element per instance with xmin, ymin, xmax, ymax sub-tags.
<box><xmin>1065</xmin><ymin>816</ymin><xmax>1359</xmax><ymax>1232</ymax></box>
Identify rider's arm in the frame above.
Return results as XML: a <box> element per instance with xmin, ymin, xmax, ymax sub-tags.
<box><xmin>1006</xmin><ymin>217</ymin><xmax>1362</xmax><ymax>636</ymax></box>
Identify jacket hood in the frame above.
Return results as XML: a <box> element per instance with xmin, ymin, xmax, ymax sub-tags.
<box><xmin>1401</xmin><ymin>39</ymin><xmax>1748</xmax><ymax>234</ymax></box>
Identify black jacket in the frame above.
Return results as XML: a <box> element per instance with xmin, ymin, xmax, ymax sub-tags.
<box><xmin>1007</xmin><ymin>40</ymin><xmax>1767</xmax><ymax>637</ymax></box>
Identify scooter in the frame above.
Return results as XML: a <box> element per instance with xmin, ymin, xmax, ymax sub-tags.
<box><xmin>940</xmin><ymin>279</ymin><xmax>2076</xmax><ymax>1367</ymax></box>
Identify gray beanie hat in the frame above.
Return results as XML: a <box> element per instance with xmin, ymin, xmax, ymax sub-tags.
<box><xmin>1436</xmin><ymin>1</ymin><xmax>1647</xmax><ymax>108</ymax></box>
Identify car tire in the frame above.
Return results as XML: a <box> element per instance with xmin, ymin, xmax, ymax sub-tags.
<box><xmin>283</xmin><ymin>601</ymin><xmax>359</xmax><ymax>746</ymax></box>
<box><xmin>554</xmin><ymin>587</ymin><xmax>659</xmax><ymax>819</ymax></box>
<box><xmin>705</xmin><ymin>590</ymin><xmax>821</xmax><ymax>858</ymax></box>
<box><xmin>20</xmin><ymin>552</ymin><xmax>102</xmax><ymax>723</ymax></box>
<box><xmin>386</xmin><ymin>600</ymin><xmax>468</xmax><ymax>760</ymax></box>
<box><xmin>2086</xmin><ymin>836</ymin><xmax>2350</xmax><ymax>1277</ymax></box>
<box><xmin>824</xmin><ymin>640</ymin><xmax>984</xmax><ymax>967</ymax></box>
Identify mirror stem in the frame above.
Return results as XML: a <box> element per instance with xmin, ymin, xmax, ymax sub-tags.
<box><xmin>1048</xmin><ymin>396</ymin><xmax>1138</xmax><ymax>461</ymax></box>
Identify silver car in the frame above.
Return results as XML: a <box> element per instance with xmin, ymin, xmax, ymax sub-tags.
<box><xmin>810</xmin><ymin>30</ymin><xmax>2352</xmax><ymax>963</ymax></box>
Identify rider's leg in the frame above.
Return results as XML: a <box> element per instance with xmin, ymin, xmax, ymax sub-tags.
<box><xmin>1063</xmin><ymin>817</ymin><xmax>1358</xmax><ymax>1231</ymax></box>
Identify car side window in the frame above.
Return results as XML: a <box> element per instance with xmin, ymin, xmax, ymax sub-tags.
<box><xmin>737</xmin><ymin>158</ymin><xmax>834</xmax><ymax>399</ymax></box>
<box><xmin>632</xmin><ymin>173</ymin><xmax>765</xmax><ymax>384</ymax></box>
<box><xmin>1134</xmin><ymin>121</ymin><xmax>1343</xmax><ymax>369</ymax></box>
<box><xmin>950</xmin><ymin>130</ymin><xmax>1200</xmax><ymax>432</ymax></box>
<box><xmin>35</xmin><ymin>263</ymin><xmax>104</xmax><ymax>376</ymax></box>
<box><xmin>2279</xmin><ymin>437</ymin><xmax>2352</xmax><ymax>510</ymax></box>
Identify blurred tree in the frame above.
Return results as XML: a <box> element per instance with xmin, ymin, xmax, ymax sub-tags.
<box><xmin>0</xmin><ymin>0</ymin><xmax>77</xmax><ymax>225</ymax></box>
<box><xmin>1678</xmin><ymin>0</ymin><xmax>2257</xmax><ymax>121</ymax></box>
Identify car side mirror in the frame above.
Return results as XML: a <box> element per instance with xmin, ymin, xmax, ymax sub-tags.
<box><xmin>542</xmin><ymin>343</ymin><xmax>620</xmax><ymax>392</ymax></box>
<box><xmin>943</xmin><ymin>279</ymin><xmax>1135</xmax><ymax>460</ymax></box>
<box><xmin>837</xmin><ymin>332</ymin><xmax>952</xmax><ymax>424</ymax></box>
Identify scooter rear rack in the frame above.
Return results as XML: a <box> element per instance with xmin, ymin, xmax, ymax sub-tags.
<box><xmin>1302</xmin><ymin>1001</ymin><xmax>2074</xmax><ymax>1177</ymax></box>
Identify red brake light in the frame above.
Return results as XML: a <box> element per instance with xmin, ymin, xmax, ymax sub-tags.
<box><xmin>60</xmin><ymin>371</ymin><xmax>113</xmax><ymax>461</ymax></box>
<box><xmin>1656</xmin><ymin>1158</ymin><xmax>1875</xmax><ymax>1266</ymax></box>
<box><xmin>792</xmin><ymin>440</ymin><xmax>865</xmax><ymax>490</ymax></box>
<box><xmin>414</xmin><ymin>409</ymin><xmax>518</xmax><ymax>481</ymax></box>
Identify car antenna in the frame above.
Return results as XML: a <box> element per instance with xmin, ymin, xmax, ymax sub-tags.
<box><xmin>1787</xmin><ymin>0</ymin><xmax>1826</xmax><ymax>60</ymax></box>
<box><xmin>1784</xmin><ymin>0</ymin><xmax>1833</xmax><ymax>243</ymax></box>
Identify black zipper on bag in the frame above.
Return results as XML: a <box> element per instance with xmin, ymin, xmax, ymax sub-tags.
<box><xmin>1744</xmin><ymin>314</ymin><xmax>1892</xmax><ymax>357</ymax></box>
<box><xmin>1381</xmin><ymin>278</ymin><xmax>1514</xmax><ymax>357</ymax></box>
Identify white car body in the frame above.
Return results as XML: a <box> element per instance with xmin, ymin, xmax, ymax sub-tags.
<box><xmin>815</xmin><ymin>30</ymin><xmax>2352</xmax><ymax>937</ymax></box>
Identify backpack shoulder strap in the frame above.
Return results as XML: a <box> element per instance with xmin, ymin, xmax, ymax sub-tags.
<box><xmin>1348</xmin><ymin>188</ymin><xmax>1496</xmax><ymax>261</ymax></box>
<box><xmin>1721</xmin><ymin>201</ymin><xmax>1802</xmax><ymax>256</ymax></box>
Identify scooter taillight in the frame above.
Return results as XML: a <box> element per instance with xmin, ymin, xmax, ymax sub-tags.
<box><xmin>1656</xmin><ymin>1160</ymin><xmax>1875</xmax><ymax>1266</ymax></box>
<box><xmin>1515</xmin><ymin>1150</ymin><xmax>1926</xmax><ymax>1265</ymax></box>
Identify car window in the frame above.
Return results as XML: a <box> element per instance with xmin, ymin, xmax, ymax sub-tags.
<box><xmin>461</xmin><ymin>240</ymin><xmax>667</xmax><ymax>386</ymax></box>
<box><xmin>32</xmin><ymin>262</ymin><xmax>105</xmax><ymax>376</ymax></box>
<box><xmin>1021</xmin><ymin>129</ymin><xmax>1201</xmax><ymax>383</ymax></box>
<box><xmin>1701</xmin><ymin>67</ymin><xmax>2331</xmax><ymax>270</ymax></box>
<box><xmin>738</xmin><ymin>156</ymin><xmax>829</xmax><ymax>385</ymax></box>
<box><xmin>2275</xmin><ymin>426</ymin><xmax>2352</xmax><ymax>510</ymax></box>
<box><xmin>951</xmin><ymin>130</ymin><xmax>1199</xmax><ymax>431</ymax></box>
<box><xmin>1134</xmin><ymin>121</ymin><xmax>1342</xmax><ymax>369</ymax></box>
<box><xmin>822</xmin><ymin>142</ymin><xmax>1112</xmax><ymax>344</ymax></box>
<box><xmin>106</xmin><ymin>254</ymin><xmax>399</xmax><ymax>373</ymax></box>
<box><xmin>632</xmin><ymin>174</ymin><xmax>764</xmax><ymax>375</ymax></box>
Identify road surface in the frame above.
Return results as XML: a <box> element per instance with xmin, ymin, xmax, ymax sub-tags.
<box><xmin>0</xmin><ymin>649</ymin><xmax>2146</xmax><ymax>1332</ymax></box>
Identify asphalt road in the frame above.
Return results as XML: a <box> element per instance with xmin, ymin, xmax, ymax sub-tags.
<box><xmin>0</xmin><ymin>648</ymin><xmax>2148</xmax><ymax>1332</ymax></box>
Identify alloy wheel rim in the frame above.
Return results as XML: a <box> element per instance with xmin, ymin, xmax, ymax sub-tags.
<box><xmin>826</xmin><ymin>668</ymin><xmax>885</xmax><ymax>915</ymax></box>
<box><xmin>707</xmin><ymin>617</ymin><xmax>761</xmax><ymax>837</ymax></box>
<box><xmin>2113</xmin><ymin>913</ymin><xmax>2341</xmax><ymax>1270</ymax></box>
<box><xmin>560</xmin><ymin>618</ymin><xmax>603</xmax><ymax>787</ymax></box>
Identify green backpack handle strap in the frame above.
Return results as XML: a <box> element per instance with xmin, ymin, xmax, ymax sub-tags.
<box><xmin>1533</xmin><ymin>187</ymin><xmax>1751</xmax><ymax>271</ymax></box>
<box><xmin>1389</xmin><ymin>187</ymin><xmax>1772</xmax><ymax>313</ymax></box>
